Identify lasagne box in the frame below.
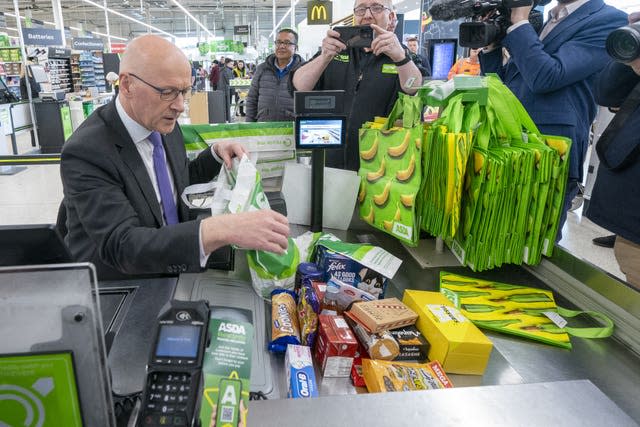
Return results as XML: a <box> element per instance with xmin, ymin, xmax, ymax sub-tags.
<box><xmin>314</xmin><ymin>315</ymin><xmax>358</xmax><ymax>377</ymax></box>
<box><xmin>388</xmin><ymin>325</ymin><xmax>430</xmax><ymax>362</ymax></box>
<box><xmin>345</xmin><ymin>298</ymin><xmax>418</xmax><ymax>334</ymax></box>
<box><xmin>402</xmin><ymin>290</ymin><xmax>492</xmax><ymax>375</ymax></box>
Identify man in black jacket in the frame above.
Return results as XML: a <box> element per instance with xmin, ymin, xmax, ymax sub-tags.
<box><xmin>586</xmin><ymin>12</ymin><xmax>640</xmax><ymax>288</ymax></box>
<box><xmin>246</xmin><ymin>29</ymin><xmax>303</xmax><ymax>122</ymax></box>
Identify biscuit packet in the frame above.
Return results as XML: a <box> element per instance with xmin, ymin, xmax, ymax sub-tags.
<box><xmin>268</xmin><ymin>289</ymin><xmax>301</xmax><ymax>353</ymax></box>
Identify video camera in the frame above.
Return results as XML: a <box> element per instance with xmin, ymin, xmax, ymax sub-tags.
<box><xmin>606</xmin><ymin>23</ymin><xmax>640</xmax><ymax>63</ymax></box>
<box><xmin>429</xmin><ymin>0</ymin><xmax>551</xmax><ymax>48</ymax></box>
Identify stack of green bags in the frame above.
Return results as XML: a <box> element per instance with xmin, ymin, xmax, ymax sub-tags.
<box><xmin>416</xmin><ymin>76</ymin><xmax>571</xmax><ymax>271</ymax></box>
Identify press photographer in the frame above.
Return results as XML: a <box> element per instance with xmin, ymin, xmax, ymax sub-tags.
<box><xmin>470</xmin><ymin>0</ymin><xmax>627</xmax><ymax>240</ymax></box>
<box><xmin>586</xmin><ymin>11</ymin><xmax>640</xmax><ymax>289</ymax></box>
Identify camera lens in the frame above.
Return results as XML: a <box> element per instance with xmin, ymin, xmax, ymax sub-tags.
<box><xmin>606</xmin><ymin>23</ymin><xmax>640</xmax><ymax>63</ymax></box>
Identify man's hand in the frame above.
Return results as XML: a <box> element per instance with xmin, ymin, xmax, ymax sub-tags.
<box><xmin>511</xmin><ymin>5</ymin><xmax>533</xmax><ymax>25</ymax></box>
<box><xmin>203</xmin><ymin>209</ymin><xmax>290</xmax><ymax>254</ymax></box>
<box><xmin>213</xmin><ymin>141</ymin><xmax>248</xmax><ymax>168</ymax></box>
<box><xmin>320</xmin><ymin>29</ymin><xmax>347</xmax><ymax>60</ymax></box>
<box><xmin>370</xmin><ymin>24</ymin><xmax>405</xmax><ymax>63</ymax></box>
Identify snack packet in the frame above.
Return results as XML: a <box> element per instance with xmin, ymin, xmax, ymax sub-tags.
<box><xmin>269</xmin><ymin>289</ymin><xmax>301</xmax><ymax>353</ymax></box>
<box><xmin>297</xmin><ymin>279</ymin><xmax>320</xmax><ymax>347</ymax></box>
<box><xmin>361</xmin><ymin>359</ymin><xmax>453</xmax><ymax>393</ymax></box>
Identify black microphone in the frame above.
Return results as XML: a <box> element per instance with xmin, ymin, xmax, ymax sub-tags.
<box><xmin>429</xmin><ymin>0</ymin><xmax>480</xmax><ymax>21</ymax></box>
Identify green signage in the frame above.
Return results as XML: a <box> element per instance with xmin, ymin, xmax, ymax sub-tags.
<box><xmin>0</xmin><ymin>352</ymin><xmax>83</xmax><ymax>427</ymax></box>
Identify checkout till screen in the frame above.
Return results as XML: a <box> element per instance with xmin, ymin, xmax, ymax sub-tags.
<box><xmin>155</xmin><ymin>325</ymin><xmax>201</xmax><ymax>358</ymax></box>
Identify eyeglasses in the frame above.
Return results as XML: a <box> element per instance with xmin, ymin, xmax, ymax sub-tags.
<box><xmin>128</xmin><ymin>73</ymin><xmax>192</xmax><ymax>102</ymax></box>
<box><xmin>275</xmin><ymin>40</ymin><xmax>296</xmax><ymax>47</ymax></box>
<box><xmin>353</xmin><ymin>4</ymin><xmax>390</xmax><ymax>16</ymax></box>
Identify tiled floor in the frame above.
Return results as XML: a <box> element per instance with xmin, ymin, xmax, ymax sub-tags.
<box><xmin>0</xmin><ymin>131</ymin><xmax>626</xmax><ymax>282</ymax></box>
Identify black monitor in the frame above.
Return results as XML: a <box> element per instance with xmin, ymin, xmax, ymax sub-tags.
<box><xmin>428</xmin><ymin>38</ymin><xmax>458</xmax><ymax>80</ymax></box>
<box><xmin>0</xmin><ymin>224</ymin><xmax>72</xmax><ymax>266</ymax></box>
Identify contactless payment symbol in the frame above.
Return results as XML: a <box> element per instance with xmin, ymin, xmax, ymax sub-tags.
<box><xmin>177</xmin><ymin>311</ymin><xmax>192</xmax><ymax>321</ymax></box>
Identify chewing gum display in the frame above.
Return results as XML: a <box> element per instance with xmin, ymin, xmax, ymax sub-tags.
<box><xmin>285</xmin><ymin>344</ymin><xmax>319</xmax><ymax>399</ymax></box>
<box><xmin>361</xmin><ymin>359</ymin><xmax>453</xmax><ymax>393</ymax></box>
<box><xmin>345</xmin><ymin>317</ymin><xmax>400</xmax><ymax>361</ymax></box>
<box><xmin>269</xmin><ymin>289</ymin><xmax>301</xmax><ymax>353</ymax></box>
<box><xmin>297</xmin><ymin>280</ymin><xmax>320</xmax><ymax>347</ymax></box>
<box><xmin>314</xmin><ymin>314</ymin><xmax>358</xmax><ymax>377</ymax></box>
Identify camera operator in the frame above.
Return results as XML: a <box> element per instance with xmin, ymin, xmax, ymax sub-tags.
<box><xmin>292</xmin><ymin>0</ymin><xmax>423</xmax><ymax>171</ymax></box>
<box><xmin>585</xmin><ymin>12</ymin><xmax>640</xmax><ymax>288</ymax></box>
<box><xmin>479</xmin><ymin>0</ymin><xmax>627</xmax><ymax>240</ymax></box>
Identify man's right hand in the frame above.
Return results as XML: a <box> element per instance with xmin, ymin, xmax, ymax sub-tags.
<box><xmin>202</xmin><ymin>210</ymin><xmax>290</xmax><ymax>254</ymax></box>
<box><xmin>320</xmin><ymin>29</ymin><xmax>347</xmax><ymax>60</ymax></box>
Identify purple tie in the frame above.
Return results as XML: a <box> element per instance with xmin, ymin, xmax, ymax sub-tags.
<box><xmin>148</xmin><ymin>131</ymin><xmax>179</xmax><ymax>225</ymax></box>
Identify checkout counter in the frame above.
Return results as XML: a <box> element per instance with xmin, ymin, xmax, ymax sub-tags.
<box><xmin>92</xmin><ymin>217</ymin><xmax>640</xmax><ymax>426</ymax></box>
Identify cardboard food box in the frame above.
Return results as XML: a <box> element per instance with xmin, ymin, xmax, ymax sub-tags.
<box><xmin>314</xmin><ymin>314</ymin><xmax>358</xmax><ymax>377</ymax></box>
<box><xmin>346</xmin><ymin>298</ymin><xmax>418</xmax><ymax>334</ymax></box>
<box><xmin>388</xmin><ymin>325</ymin><xmax>430</xmax><ymax>362</ymax></box>
<box><xmin>402</xmin><ymin>290</ymin><xmax>492</xmax><ymax>375</ymax></box>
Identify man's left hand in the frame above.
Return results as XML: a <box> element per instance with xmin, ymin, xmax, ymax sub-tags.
<box><xmin>213</xmin><ymin>141</ymin><xmax>248</xmax><ymax>168</ymax></box>
<box><xmin>370</xmin><ymin>24</ymin><xmax>405</xmax><ymax>63</ymax></box>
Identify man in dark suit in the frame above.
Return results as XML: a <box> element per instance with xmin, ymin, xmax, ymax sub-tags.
<box><xmin>60</xmin><ymin>35</ymin><xmax>289</xmax><ymax>280</ymax></box>
<box><xmin>480</xmin><ymin>0</ymin><xmax>627</xmax><ymax>238</ymax></box>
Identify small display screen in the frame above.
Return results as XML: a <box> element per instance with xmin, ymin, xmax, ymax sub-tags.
<box><xmin>155</xmin><ymin>325</ymin><xmax>201</xmax><ymax>358</ymax></box>
<box><xmin>431</xmin><ymin>41</ymin><xmax>457</xmax><ymax>80</ymax></box>
<box><xmin>295</xmin><ymin>117</ymin><xmax>346</xmax><ymax>149</ymax></box>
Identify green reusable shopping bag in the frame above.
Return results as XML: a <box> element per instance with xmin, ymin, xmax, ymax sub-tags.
<box><xmin>358</xmin><ymin>93</ymin><xmax>423</xmax><ymax>245</ymax></box>
<box><xmin>439</xmin><ymin>271</ymin><xmax>614</xmax><ymax>350</ymax></box>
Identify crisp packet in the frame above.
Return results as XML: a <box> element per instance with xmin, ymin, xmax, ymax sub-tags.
<box><xmin>297</xmin><ymin>279</ymin><xmax>320</xmax><ymax>347</ymax></box>
<box><xmin>269</xmin><ymin>289</ymin><xmax>301</xmax><ymax>353</ymax></box>
<box><xmin>361</xmin><ymin>359</ymin><xmax>453</xmax><ymax>393</ymax></box>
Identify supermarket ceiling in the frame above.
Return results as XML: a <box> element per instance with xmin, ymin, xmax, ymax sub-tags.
<box><xmin>0</xmin><ymin>0</ymin><xmax>422</xmax><ymax>42</ymax></box>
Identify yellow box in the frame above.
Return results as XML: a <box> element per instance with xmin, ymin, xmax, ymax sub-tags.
<box><xmin>402</xmin><ymin>290</ymin><xmax>492</xmax><ymax>375</ymax></box>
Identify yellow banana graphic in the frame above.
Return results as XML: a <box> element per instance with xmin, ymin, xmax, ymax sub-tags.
<box><xmin>546</xmin><ymin>137</ymin><xmax>568</xmax><ymax>157</ymax></box>
<box><xmin>473</xmin><ymin>151</ymin><xmax>484</xmax><ymax>174</ymax></box>
<box><xmin>383</xmin><ymin>220</ymin><xmax>393</xmax><ymax>231</ymax></box>
<box><xmin>400</xmin><ymin>194</ymin><xmax>414</xmax><ymax>208</ymax></box>
<box><xmin>362</xmin><ymin>201</ymin><xmax>375</xmax><ymax>223</ymax></box>
<box><xmin>360</xmin><ymin>137</ymin><xmax>379</xmax><ymax>161</ymax></box>
<box><xmin>358</xmin><ymin>181</ymin><xmax>366</xmax><ymax>204</ymax></box>
<box><xmin>373</xmin><ymin>180</ymin><xmax>392</xmax><ymax>206</ymax></box>
<box><xmin>394</xmin><ymin>204</ymin><xmax>402</xmax><ymax>221</ymax></box>
<box><xmin>366</xmin><ymin>158</ymin><xmax>386</xmax><ymax>182</ymax></box>
<box><xmin>396</xmin><ymin>153</ymin><xmax>416</xmax><ymax>182</ymax></box>
<box><xmin>387</xmin><ymin>131</ymin><xmax>411</xmax><ymax>158</ymax></box>
<box><xmin>415</xmin><ymin>138</ymin><xmax>422</xmax><ymax>151</ymax></box>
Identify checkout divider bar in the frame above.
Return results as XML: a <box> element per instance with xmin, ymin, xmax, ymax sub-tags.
<box><xmin>0</xmin><ymin>154</ymin><xmax>61</xmax><ymax>165</ymax></box>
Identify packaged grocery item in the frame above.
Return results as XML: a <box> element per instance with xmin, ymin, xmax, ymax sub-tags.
<box><xmin>269</xmin><ymin>289</ymin><xmax>301</xmax><ymax>353</ymax></box>
<box><xmin>388</xmin><ymin>325</ymin><xmax>430</xmax><ymax>362</ymax></box>
<box><xmin>345</xmin><ymin>316</ymin><xmax>400</xmax><ymax>361</ymax></box>
<box><xmin>403</xmin><ymin>290</ymin><xmax>493</xmax><ymax>375</ymax></box>
<box><xmin>314</xmin><ymin>314</ymin><xmax>358</xmax><ymax>377</ymax></box>
<box><xmin>295</xmin><ymin>262</ymin><xmax>323</xmax><ymax>295</ymax></box>
<box><xmin>351</xmin><ymin>357</ymin><xmax>366</xmax><ymax>387</ymax></box>
<box><xmin>361</xmin><ymin>359</ymin><xmax>453</xmax><ymax>393</ymax></box>
<box><xmin>313</xmin><ymin>234</ymin><xmax>403</xmax><ymax>299</ymax></box>
<box><xmin>345</xmin><ymin>298</ymin><xmax>418</xmax><ymax>334</ymax></box>
<box><xmin>320</xmin><ymin>281</ymin><xmax>341</xmax><ymax>315</ymax></box>
<box><xmin>285</xmin><ymin>344</ymin><xmax>319</xmax><ymax>399</ymax></box>
<box><xmin>297</xmin><ymin>280</ymin><xmax>320</xmax><ymax>347</ymax></box>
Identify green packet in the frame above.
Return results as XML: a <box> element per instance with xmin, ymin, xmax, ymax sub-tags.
<box><xmin>199</xmin><ymin>318</ymin><xmax>253</xmax><ymax>427</ymax></box>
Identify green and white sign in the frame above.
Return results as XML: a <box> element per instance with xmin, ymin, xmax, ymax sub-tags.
<box><xmin>0</xmin><ymin>352</ymin><xmax>83</xmax><ymax>427</ymax></box>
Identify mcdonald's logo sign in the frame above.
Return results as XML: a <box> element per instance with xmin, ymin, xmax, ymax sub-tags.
<box><xmin>307</xmin><ymin>1</ymin><xmax>332</xmax><ymax>25</ymax></box>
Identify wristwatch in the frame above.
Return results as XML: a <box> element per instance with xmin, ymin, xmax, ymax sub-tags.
<box><xmin>394</xmin><ymin>53</ymin><xmax>412</xmax><ymax>67</ymax></box>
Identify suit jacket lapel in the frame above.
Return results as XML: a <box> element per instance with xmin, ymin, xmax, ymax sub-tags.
<box><xmin>100</xmin><ymin>101</ymin><xmax>164</xmax><ymax>226</ymax></box>
<box><xmin>542</xmin><ymin>0</ymin><xmax>602</xmax><ymax>48</ymax></box>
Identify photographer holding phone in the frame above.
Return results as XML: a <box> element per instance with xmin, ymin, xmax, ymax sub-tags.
<box><xmin>292</xmin><ymin>0</ymin><xmax>422</xmax><ymax>171</ymax></box>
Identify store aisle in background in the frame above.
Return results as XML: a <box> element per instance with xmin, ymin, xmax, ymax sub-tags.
<box><xmin>0</xmin><ymin>132</ymin><xmax>625</xmax><ymax>281</ymax></box>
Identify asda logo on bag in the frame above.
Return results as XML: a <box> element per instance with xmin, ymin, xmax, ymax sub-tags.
<box><xmin>392</xmin><ymin>223</ymin><xmax>412</xmax><ymax>240</ymax></box>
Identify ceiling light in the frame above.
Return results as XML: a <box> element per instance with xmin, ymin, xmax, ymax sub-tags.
<box><xmin>81</xmin><ymin>0</ymin><xmax>173</xmax><ymax>38</ymax></box>
<box><xmin>168</xmin><ymin>0</ymin><xmax>214</xmax><ymax>38</ymax></box>
<box><xmin>269</xmin><ymin>0</ymin><xmax>300</xmax><ymax>38</ymax></box>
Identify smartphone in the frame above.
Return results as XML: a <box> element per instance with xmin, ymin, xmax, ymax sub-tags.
<box><xmin>215</xmin><ymin>377</ymin><xmax>243</xmax><ymax>426</ymax></box>
<box><xmin>334</xmin><ymin>25</ymin><xmax>374</xmax><ymax>49</ymax></box>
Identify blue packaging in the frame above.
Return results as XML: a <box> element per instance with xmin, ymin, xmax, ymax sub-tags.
<box><xmin>285</xmin><ymin>344</ymin><xmax>319</xmax><ymax>399</ymax></box>
<box><xmin>314</xmin><ymin>245</ymin><xmax>388</xmax><ymax>299</ymax></box>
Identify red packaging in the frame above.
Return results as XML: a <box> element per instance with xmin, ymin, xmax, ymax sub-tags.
<box><xmin>350</xmin><ymin>343</ymin><xmax>369</xmax><ymax>387</ymax></box>
<box><xmin>314</xmin><ymin>314</ymin><xmax>358</xmax><ymax>377</ymax></box>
